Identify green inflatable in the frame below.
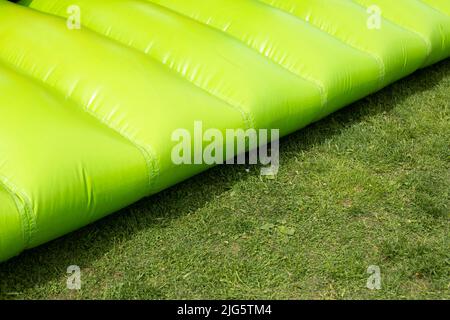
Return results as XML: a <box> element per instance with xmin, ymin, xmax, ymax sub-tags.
<box><xmin>0</xmin><ymin>0</ymin><xmax>449</xmax><ymax>262</ymax></box>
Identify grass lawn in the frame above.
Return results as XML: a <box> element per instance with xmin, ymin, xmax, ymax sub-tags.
<box><xmin>0</xmin><ymin>59</ymin><xmax>449</xmax><ymax>300</ymax></box>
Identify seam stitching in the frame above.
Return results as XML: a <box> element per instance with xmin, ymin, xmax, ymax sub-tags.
<box><xmin>0</xmin><ymin>58</ymin><xmax>159</xmax><ymax>194</ymax></box>
<box><xmin>416</xmin><ymin>0</ymin><xmax>450</xmax><ymax>19</ymax></box>
<box><xmin>0</xmin><ymin>175</ymin><xmax>35</xmax><ymax>249</ymax></box>
<box><xmin>145</xmin><ymin>0</ymin><xmax>328</xmax><ymax>107</ymax></box>
<box><xmin>349</xmin><ymin>0</ymin><xmax>433</xmax><ymax>58</ymax></box>
<box><xmin>415</xmin><ymin>0</ymin><xmax>450</xmax><ymax>54</ymax></box>
<box><xmin>81</xmin><ymin>101</ymin><xmax>159</xmax><ymax>192</ymax></box>
<box><xmin>255</xmin><ymin>0</ymin><xmax>386</xmax><ymax>87</ymax></box>
<box><xmin>25</xmin><ymin>0</ymin><xmax>255</xmax><ymax>130</ymax></box>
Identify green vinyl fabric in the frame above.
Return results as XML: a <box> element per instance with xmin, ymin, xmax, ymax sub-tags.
<box><xmin>0</xmin><ymin>0</ymin><xmax>449</xmax><ymax>262</ymax></box>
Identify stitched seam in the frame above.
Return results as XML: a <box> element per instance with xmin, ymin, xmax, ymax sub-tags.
<box><xmin>0</xmin><ymin>58</ymin><xmax>159</xmax><ymax>194</ymax></box>
<box><xmin>0</xmin><ymin>175</ymin><xmax>35</xmax><ymax>249</ymax></box>
<box><xmin>134</xmin><ymin>0</ymin><xmax>255</xmax><ymax>129</ymax></box>
<box><xmin>255</xmin><ymin>0</ymin><xmax>386</xmax><ymax>86</ymax></box>
<box><xmin>145</xmin><ymin>0</ymin><xmax>328</xmax><ymax>107</ymax></box>
<box><xmin>349</xmin><ymin>0</ymin><xmax>433</xmax><ymax>57</ymax></box>
<box><xmin>24</xmin><ymin>0</ymin><xmax>255</xmax><ymax>130</ymax></box>
<box><xmin>81</xmin><ymin>100</ymin><xmax>159</xmax><ymax>192</ymax></box>
<box><xmin>417</xmin><ymin>0</ymin><xmax>450</xmax><ymax>19</ymax></box>
<box><xmin>98</xmin><ymin>30</ymin><xmax>255</xmax><ymax>129</ymax></box>
<box><xmin>415</xmin><ymin>0</ymin><xmax>450</xmax><ymax>54</ymax></box>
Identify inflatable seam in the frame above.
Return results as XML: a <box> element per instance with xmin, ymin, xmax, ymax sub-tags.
<box><xmin>417</xmin><ymin>0</ymin><xmax>450</xmax><ymax>19</ymax></box>
<box><xmin>65</xmin><ymin>20</ymin><xmax>255</xmax><ymax>129</ymax></box>
<box><xmin>81</xmin><ymin>92</ymin><xmax>160</xmax><ymax>193</ymax></box>
<box><xmin>255</xmin><ymin>0</ymin><xmax>386</xmax><ymax>86</ymax></box>
<box><xmin>416</xmin><ymin>0</ymin><xmax>450</xmax><ymax>56</ymax></box>
<box><xmin>0</xmin><ymin>175</ymin><xmax>35</xmax><ymax>249</ymax></box>
<box><xmin>0</xmin><ymin>60</ymin><xmax>160</xmax><ymax>194</ymax></box>
<box><xmin>151</xmin><ymin>61</ymin><xmax>255</xmax><ymax>129</ymax></box>
<box><xmin>349</xmin><ymin>0</ymin><xmax>433</xmax><ymax>59</ymax></box>
<box><xmin>148</xmin><ymin>1</ymin><xmax>328</xmax><ymax>107</ymax></box>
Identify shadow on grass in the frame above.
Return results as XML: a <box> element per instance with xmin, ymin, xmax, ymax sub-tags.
<box><xmin>0</xmin><ymin>59</ymin><xmax>448</xmax><ymax>297</ymax></box>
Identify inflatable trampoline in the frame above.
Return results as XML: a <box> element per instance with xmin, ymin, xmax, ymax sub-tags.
<box><xmin>0</xmin><ymin>0</ymin><xmax>449</xmax><ymax>262</ymax></box>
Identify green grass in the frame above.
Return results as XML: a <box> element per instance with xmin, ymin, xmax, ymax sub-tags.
<box><xmin>0</xmin><ymin>60</ymin><xmax>449</xmax><ymax>300</ymax></box>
